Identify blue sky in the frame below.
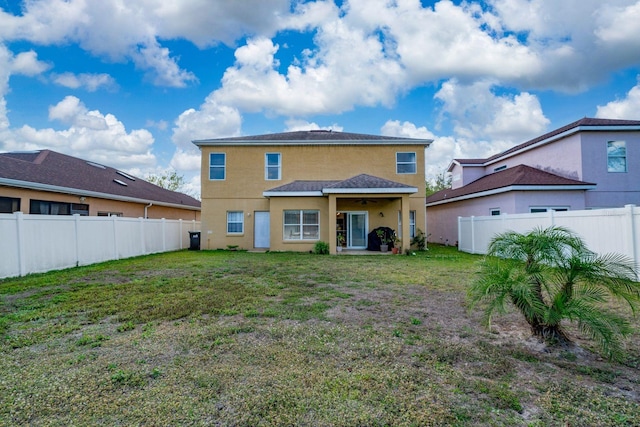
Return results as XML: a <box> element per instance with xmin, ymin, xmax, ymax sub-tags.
<box><xmin>1</xmin><ymin>0</ymin><xmax>640</xmax><ymax>197</ymax></box>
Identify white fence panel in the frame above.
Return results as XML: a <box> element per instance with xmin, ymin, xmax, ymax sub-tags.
<box><xmin>0</xmin><ymin>213</ymin><xmax>20</xmax><ymax>278</ymax></box>
<box><xmin>0</xmin><ymin>213</ymin><xmax>200</xmax><ymax>279</ymax></box>
<box><xmin>143</xmin><ymin>219</ymin><xmax>166</xmax><ymax>254</ymax></box>
<box><xmin>76</xmin><ymin>215</ymin><xmax>117</xmax><ymax>266</ymax></box>
<box><xmin>458</xmin><ymin>205</ymin><xmax>640</xmax><ymax>268</ymax></box>
<box><xmin>22</xmin><ymin>214</ymin><xmax>78</xmax><ymax>275</ymax></box>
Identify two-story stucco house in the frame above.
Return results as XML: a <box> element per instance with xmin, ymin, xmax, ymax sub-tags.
<box><xmin>425</xmin><ymin>118</ymin><xmax>640</xmax><ymax>245</ymax></box>
<box><xmin>193</xmin><ymin>130</ymin><xmax>431</xmax><ymax>254</ymax></box>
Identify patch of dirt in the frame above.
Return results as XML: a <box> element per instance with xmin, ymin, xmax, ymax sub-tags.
<box><xmin>324</xmin><ymin>281</ymin><xmax>640</xmax><ymax>404</ymax></box>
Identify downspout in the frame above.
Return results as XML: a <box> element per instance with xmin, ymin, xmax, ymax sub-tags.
<box><xmin>144</xmin><ymin>202</ymin><xmax>153</xmax><ymax>219</ymax></box>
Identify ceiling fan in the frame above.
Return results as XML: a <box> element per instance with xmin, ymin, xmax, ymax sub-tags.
<box><xmin>356</xmin><ymin>198</ymin><xmax>378</xmax><ymax>205</ymax></box>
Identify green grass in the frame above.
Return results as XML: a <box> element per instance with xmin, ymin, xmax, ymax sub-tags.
<box><xmin>1</xmin><ymin>246</ymin><xmax>638</xmax><ymax>426</ymax></box>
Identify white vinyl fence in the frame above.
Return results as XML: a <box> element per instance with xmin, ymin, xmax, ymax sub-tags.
<box><xmin>1</xmin><ymin>212</ymin><xmax>200</xmax><ymax>279</ymax></box>
<box><xmin>458</xmin><ymin>204</ymin><xmax>640</xmax><ymax>267</ymax></box>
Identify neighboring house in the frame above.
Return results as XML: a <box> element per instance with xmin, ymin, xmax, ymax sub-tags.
<box><xmin>426</xmin><ymin>118</ymin><xmax>640</xmax><ymax>245</ymax></box>
<box><xmin>0</xmin><ymin>150</ymin><xmax>200</xmax><ymax>220</ymax></box>
<box><xmin>193</xmin><ymin>130</ymin><xmax>431</xmax><ymax>253</ymax></box>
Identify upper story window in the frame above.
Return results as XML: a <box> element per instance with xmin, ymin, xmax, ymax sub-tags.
<box><xmin>607</xmin><ymin>141</ymin><xmax>627</xmax><ymax>173</ymax></box>
<box><xmin>209</xmin><ymin>153</ymin><xmax>226</xmax><ymax>180</ymax></box>
<box><xmin>265</xmin><ymin>153</ymin><xmax>281</xmax><ymax>180</ymax></box>
<box><xmin>396</xmin><ymin>152</ymin><xmax>416</xmax><ymax>174</ymax></box>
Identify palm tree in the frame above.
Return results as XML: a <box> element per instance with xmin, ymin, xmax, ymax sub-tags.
<box><xmin>468</xmin><ymin>226</ymin><xmax>640</xmax><ymax>360</ymax></box>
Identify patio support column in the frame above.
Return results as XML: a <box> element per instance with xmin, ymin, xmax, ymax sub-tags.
<box><xmin>401</xmin><ymin>194</ymin><xmax>410</xmax><ymax>253</ymax></box>
<box><xmin>328</xmin><ymin>194</ymin><xmax>337</xmax><ymax>254</ymax></box>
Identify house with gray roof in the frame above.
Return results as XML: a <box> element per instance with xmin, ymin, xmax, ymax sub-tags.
<box><xmin>0</xmin><ymin>150</ymin><xmax>200</xmax><ymax>220</ymax></box>
<box><xmin>193</xmin><ymin>130</ymin><xmax>431</xmax><ymax>253</ymax></box>
<box><xmin>426</xmin><ymin>118</ymin><xmax>640</xmax><ymax>245</ymax></box>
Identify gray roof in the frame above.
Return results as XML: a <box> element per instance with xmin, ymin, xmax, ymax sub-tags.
<box><xmin>0</xmin><ymin>150</ymin><xmax>200</xmax><ymax>209</ymax></box>
<box><xmin>426</xmin><ymin>165</ymin><xmax>595</xmax><ymax>206</ymax></box>
<box><xmin>264</xmin><ymin>174</ymin><xmax>417</xmax><ymax>196</ymax></box>
<box><xmin>194</xmin><ymin>130</ymin><xmax>432</xmax><ymax>146</ymax></box>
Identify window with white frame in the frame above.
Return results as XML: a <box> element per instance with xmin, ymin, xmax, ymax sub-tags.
<box><xmin>227</xmin><ymin>211</ymin><xmax>244</xmax><ymax>233</ymax></box>
<box><xmin>396</xmin><ymin>152</ymin><xmax>416</xmax><ymax>174</ymax></box>
<box><xmin>397</xmin><ymin>210</ymin><xmax>416</xmax><ymax>239</ymax></box>
<box><xmin>265</xmin><ymin>153</ymin><xmax>281</xmax><ymax>180</ymax></box>
<box><xmin>607</xmin><ymin>141</ymin><xmax>627</xmax><ymax>172</ymax></box>
<box><xmin>490</xmin><ymin>209</ymin><xmax>500</xmax><ymax>216</ymax></box>
<box><xmin>284</xmin><ymin>210</ymin><xmax>319</xmax><ymax>240</ymax></box>
<box><xmin>209</xmin><ymin>153</ymin><xmax>226</xmax><ymax>180</ymax></box>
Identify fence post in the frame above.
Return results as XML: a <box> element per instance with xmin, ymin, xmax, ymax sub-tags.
<box><xmin>457</xmin><ymin>216</ymin><xmax>462</xmax><ymax>251</ymax></box>
<box><xmin>139</xmin><ymin>217</ymin><xmax>145</xmax><ymax>254</ymax></box>
<box><xmin>625</xmin><ymin>205</ymin><xmax>637</xmax><ymax>274</ymax></box>
<box><xmin>471</xmin><ymin>216</ymin><xmax>476</xmax><ymax>254</ymax></box>
<box><xmin>179</xmin><ymin>219</ymin><xmax>183</xmax><ymax>250</ymax></box>
<box><xmin>162</xmin><ymin>218</ymin><xmax>167</xmax><ymax>252</ymax></box>
<box><xmin>549</xmin><ymin>209</ymin><xmax>555</xmax><ymax>227</ymax></box>
<box><xmin>112</xmin><ymin>215</ymin><xmax>119</xmax><ymax>260</ymax></box>
<box><xmin>74</xmin><ymin>214</ymin><xmax>80</xmax><ymax>267</ymax></box>
<box><xmin>16</xmin><ymin>212</ymin><xmax>26</xmax><ymax>277</ymax></box>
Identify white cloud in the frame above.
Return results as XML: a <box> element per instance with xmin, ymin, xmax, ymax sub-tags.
<box><xmin>213</xmin><ymin>21</ymin><xmax>404</xmax><ymax>116</ymax></box>
<box><xmin>284</xmin><ymin>119</ymin><xmax>343</xmax><ymax>132</ymax></box>
<box><xmin>10</xmin><ymin>50</ymin><xmax>51</xmax><ymax>76</ymax></box>
<box><xmin>171</xmin><ymin>98</ymin><xmax>242</xmax><ymax>150</ymax></box>
<box><xmin>596</xmin><ymin>2</ymin><xmax>640</xmax><ymax>44</ymax></box>
<box><xmin>435</xmin><ymin>79</ymin><xmax>549</xmax><ymax>143</ymax></box>
<box><xmin>351</xmin><ymin>0</ymin><xmax>540</xmax><ymax>85</ymax></box>
<box><xmin>0</xmin><ymin>96</ymin><xmax>156</xmax><ymax>170</ymax></box>
<box><xmin>596</xmin><ymin>79</ymin><xmax>640</xmax><ymax>119</ymax></box>
<box><xmin>0</xmin><ymin>0</ymin><xmax>194</xmax><ymax>88</ymax></box>
<box><xmin>150</xmin><ymin>0</ymin><xmax>292</xmax><ymax>47</ymax></box>
<box><xmin>51</xmin><ymin>72</ymin><xmax>116</xmax><ymax>91</ymax></box>
<box><xmin>132</xmin><ymin>41</ymin><xmax>197</xmax><ymax>88</ymax></box>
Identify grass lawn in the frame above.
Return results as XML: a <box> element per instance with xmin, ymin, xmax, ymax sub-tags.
<box><xmin>1</xmin><ymin>245</ymin><xmax>639</xmax><ymax>426</ymax></box>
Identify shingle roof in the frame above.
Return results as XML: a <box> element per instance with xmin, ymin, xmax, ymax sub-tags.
<box><xmin>325</xmin><ymin>174</ymin><xmax>416</xmax><ymax>190</ymax></box>
<box><xmin>0</xmin><ymin>150</ymin><xmax>200</xmax><ymax>209</ymax></box>
<box><xmin>426</xmin><ymin>165</ymin><xmax>595</xmax><ymax>205</ymax></box>
<box><xmin>264</xmin><ymin>174</ymin><xmax>417</xmax><ymax>195</ymax></box>
<box><xmin>453</xmin><ymin>118</ymin><xmax>640</xmax><ymax>167</ymax></box>
<box><xmin>194</xmin><ymin>130</ymin><xmax>432</xmax><ymax>146</ymax></box>
<box><xmin>265</xmin><ymin>180</ymin><xmax>342</xmax><ymax>193</ymax></box>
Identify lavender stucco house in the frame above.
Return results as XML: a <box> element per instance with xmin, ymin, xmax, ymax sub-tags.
<box><xmin>425</xmin><ymin>118</ymin><xmax>640</xmax><ymax>245</ymax></box>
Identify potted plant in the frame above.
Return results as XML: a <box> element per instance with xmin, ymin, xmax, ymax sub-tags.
<box><xmin>336</xmin><ymin>232</ymin><xmax>345</xmax><ymax>252</ymax></box>
<box><xmin>376</xmin><ymin>229</ymin><xmax>389</xmax><ymax>252</ymax></box>
<box><xmin>392</xmin><ymin>234</ymin><xmax>401</xmax><ymax>254</ymax></box>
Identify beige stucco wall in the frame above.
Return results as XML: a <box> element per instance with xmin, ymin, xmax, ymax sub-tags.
<box><xmin>199</xmin><ymin>143</ymin><xmax>426</xmax><ymax>251</ymax></box>
<box><xmin>1</xmin><ymin>186</ymin><xmax>200</xmax><ymax>220</ymax></box>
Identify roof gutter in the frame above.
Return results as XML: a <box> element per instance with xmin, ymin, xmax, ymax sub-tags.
<box><xmin>193</xmin><ymin>139</ymin><xmax>432</xmax><ymax>147</ymax></box>
<box><xmin>0</xmin><ymin>178</ymin><xmax>200</xmax><ymax>211</ymax></box>
<box><xmin>426</xmin><ymin>184</ymin><xmax>596</xmax><ymax>207</ymax></box>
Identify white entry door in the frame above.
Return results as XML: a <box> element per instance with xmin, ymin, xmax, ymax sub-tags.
<box><xmin>254</xmin><ymin>211</ymin><xmax>270</xmax><ymax>248</ymax></box>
